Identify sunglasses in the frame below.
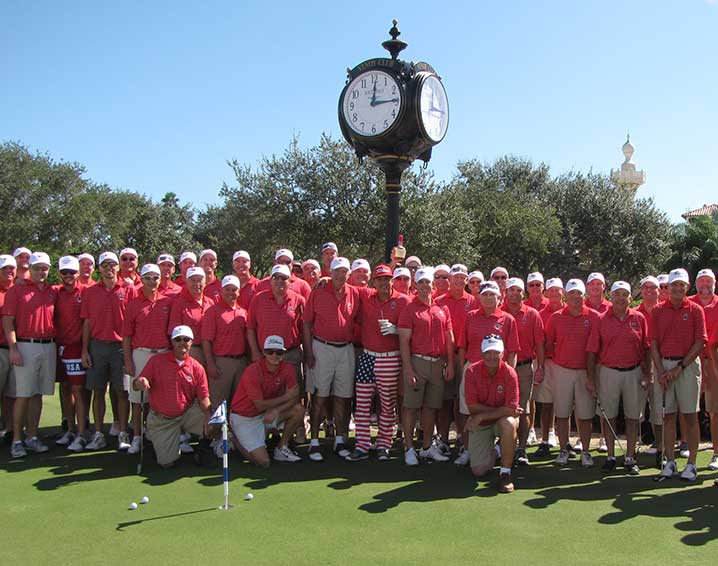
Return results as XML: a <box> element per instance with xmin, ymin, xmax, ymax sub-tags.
<box><xmin>120</xmin><ymin>256</ymin><xmax>136</xmax><ymax>261</ymax></box>
<box><xmin>264</xmin><ymin>349</ymin><xmax>284</xmax><ymax>356</ymax></box>
<box><xmin>173</xmin><ymin>337</ymin><xmax>191</xmax><ymax>343</ymax></box>
<box><xmin>492</xmin><ymin>275</ymin><xmax>508</xmax><ymax>280</ymax></box>
<box><xmin>272</xmin><ymin>274</ymin><xmax>289</xmax><ymax>281</ymax></box>
<box><xmin>60</xmin><ymin>270</ymin><xmax>78</xmax><ymax>276</ymax></box>
<box><xmin>142</xmin><ymin>275</ymin><xmax>160</xmax><ymax>281</ymax></box>
<box><xmin>435</xmin><ymin>275</ymin><xmax>449</xmax><ymax>279</ymax></box>
<box><xmin>528</xmin><ymin>283</ymin><xmax>542</xmax><ymax>288</ymax></box>
<box><xmin>659</xmin><ymin>285</ymin><xmax>669</xmax><ymax>289</ymax></box>
<box><xmin>276</xmin><ymin>259</ymin><xmax>292</xmax><ymax>265</ymax></box>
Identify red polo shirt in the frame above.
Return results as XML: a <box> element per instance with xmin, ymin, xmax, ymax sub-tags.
<box><xmin>2</xmin><ymin>281</ymin><xmax>57</xmax><ymax>339</ymax></box>
<box><xmin>587</xmin><ymin>306</ymin><xmax>648</xmax><ymax>368</ymax></box>
<box><xmin>586</xmin><ymin>297</ymin><xmax>611</xmax><ymax>314</ymax></box>
<box><xmin>304</xmin><ymin>283</ymin><xmax>360</xmax><ymax>343</ymax></box>
<box><xmin>545</xmin><ymin>305</ymin><xmax>599</xmax><ymax>369</ymax></box>
<box><xmin>0</xmin><ymin>284</ymin><xmax>13</xmax><ymax>345</ymax></box>
<box><xmin>81</xmin><ymin>280</ymin><xmax>137</xmax><ymax>342</ymax></box>
<box><xmin>398</xmin><ymin>297</ymin><xmax>453</xmax><ymax>357</ymax></box>
<box><xmin>121</xmin><ymin>271</ymin><xmax>142</xmax><ymax>287</ymax></box>
<box><xmin>649</xmin><ymin>298</ymin><xmax>707</xmax><ymax>358</ymax></box>
<box><xmin>168</xmin><ymin>288</ymin><xmax>215</xmax><ymax>343</ymax></box>
<box><xmin>230</xmin><ymin>359</ymin><xmax>297</xmax><ymax>417</ymax></box>
<box><xmin>123</xmin><ymin>292</ymin><xmax>173</xmax><ymax>349</ymax></box>
<box><xmin>524</xmin><ymin>296</ymin><xmax>549</xmax><ymax>312</ymax></box>
<box><xmin>238</xmin><ymin>275</ymin><xmax>260</xmax><ymax>310</ymax></box>
<box><xmin>464</xmin><ymin>360</ymin><xmax>519</xmax><ymax>426</ymax></box>
<box><xmin>201</xmin><ymin>300</ymin><xmax>248</xmax><ymax>356</ymax></box>
<box><xmin>54</xmin><ymin>283</ymin><xmax>85</xmax><ymax>346</ymax></box>
<box><xmin>436</xmin><ymin>291</ymin><xmax>477</xmax><ymax>353</ymax></box>
<box><xmin>142</xmin><ymin>352</ymin><xmax>209</xmax><ymax>418</ymax></box>
<box><xmin>358</xmin><ymin>288</ymin><xmax>410</xmax><ymax>353</ymax></box>
<box><xmin>158</xmin><ymin>279</ymin><xmax>182</xmax><ymax>298</ymax></box>
<box><xmin>204</xmin><ymin>278</ymin><xmax>222</xmax><ymax>302</ymax></box>
<box><xmin>502</xmin><ymin>302</ymin><xmax>545</xmax><ymax>363</ymax></box>
<box><xmin>458</xmin><ymin>306</ymin><xmax>520</xmax><ymax>363</ymax></box>
<box><xmin>248</xmin><ymin>289</ymin><xmax>305</xmax><ymax>350</ymax></box>
<box><xmin>689</xmin><ymin>294</ymin><xmax>718</xmax><ymax>360</ymax></box>
<box><xmin>256</xmin><ymin>275</ymin><xmax>312</xmax><ymax>301</ymax></box>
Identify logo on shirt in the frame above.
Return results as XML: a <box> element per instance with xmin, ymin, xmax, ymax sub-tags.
<box><xmin>682</xmin><ymin>313</ymin><xmax>689</xmax><ymax>321</ymax></box>
<box><xmin>494</xmin><ymin>321</ymin><xmax>503</xmax><ymax>331</ymax></box>
<box><xmin>497</xmin><ymin>384</ymin><xmax>504</xmax><ymax>393</ymax></box>
<box><xmin>75</xmin><ymin>295</ymin><xmax>82</xmax><ymax>304</ymax></box>
<box><xmin>117</xmin><ymin>291</ymin><xmax>124</xmax><ymax>300</ymax></box>
<box><xmin>182</xmin><ymin>370</ymin><xmax>194</xmax><ymax>383</ymax></box>
<box><xmin>288</xmin><ymin>306</ymin><xmax>295</xmax><ymax>313</ymax></box>
<box><xmin>390</xmin><ymin>301</ymin><xmax>396</xmax><ymax>310</ymax></box>
<box><xmin>521</xmin><ymin>316</ymin><xmax>528</xmax><ymax>325</ymax></box>
<box><xmin>584</xmin><ymin>319</ymin><xmax>590</xmax><ymax>328</ymax></box>
<box><xmin>630</xmin><ymin>320</ymin><xmax>639</xmax><ymax>329</ymax></box>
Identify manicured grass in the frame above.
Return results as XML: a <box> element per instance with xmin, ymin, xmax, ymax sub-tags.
<box><xmin>2</xmin><ymin>396</ymin><xmax>717</xmax><ymax>565</ymax></box>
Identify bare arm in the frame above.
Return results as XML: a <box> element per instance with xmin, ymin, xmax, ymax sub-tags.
<box><xmin>3</xmin><ymin>315</ymin><xmax>22</xmax><ymax>366</ymax></box>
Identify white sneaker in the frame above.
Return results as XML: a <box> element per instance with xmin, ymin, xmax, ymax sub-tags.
<box><xmin>645</xmin><ymin>444</ymin><xmax>658</xmax><ymax>455</ymax></box>
<box><xmin>556</xmin><ymin>450</ymin><xmax>569</xmax><ymax>466</ymax></box>
<box><xmin>419</xmin><ymin>444</ymin><xmax>449</xmax><ymax>462</ymax></box>
<box><xmin>117</xmin><ymin>431</ymin><xmax>131</xmax><ymax>451</ymax></box>
<box><xmin>68</xmin><ymin>435</ymin><xmax>86</xmax><ymax>453</ymax></box>
<box><xmin>10</xmin><ymin>441</ymin><xmax>27</xmax><ymax>458</ymax></box>
<box><xmin>598</xmin><ymin>438</ymin><xmax>608</xmax><ymax>453</ymax></box>
<box><xmin>180</xmin><ymin>442</ymin><xmax>195</xmax><ymax>454</ymax></box>
<box><xmin>708</xmin><ymin>454</ymin><xmax>718</xmax><ymax>471</ymax></box>
<box><xmin>128</xmin><ymin>436</ymin><xmax>142</xmax><ymax>455</ymax></box>
<box><xmin>573</xmin><ymin>440</ymin><xmax>584</xmax><ymax>452</ymax></box>
<box><xmin>580</xmin><ymin>451</ymin><xmax>594</xmax><ymax>468</ymax></box>
<box><xmin>25</xmin><ymin>436</ymin><xmax>49</xmax><ymax>453</ymax></box>
<box><xmin>548</xmin><ymin>429</ymin><xmax>558</xmax><ymax>448</ymax></box>
<box><xmin>86</xmin><ymin>431</ymin><xmax>107</xmax><ymax>451</ymax></box>
<box><xmin>527</xmin><ymin>428</ymin><xmax>538</xmax><ymax>446</ymax></box>
<box><xmin>659</xmin><ymin>459</ymin><xmax>678</xmax><ymax>478</ymax></box>
<box><xmin>454</xmin><ymin>448</ymin><xmax>470</xmax><ymax>466</ymax></box>
<box><xmin>679</xmin><ymin>442</ymin><xmax>689</xmax><ymax>459</ymax></box>
<box><xmin>109</xmin><ymin>422</ymin><xmax>121</xmax><ymax>437</ymax></box>
<box><xmin>56</xmin><ymin>431</ymin><xmax>75</xmax><ymax>446</ymax></box>
<box><xmin>274</xmin><ymin>445</ymin><xmax>301</xmax><ymax>462</ymax></box>
<box><xmin>680</xmin><ymin>463</ymin><xmax>698</xmax><ymax>482</ymax></box>
<box><xmin>404</xmin><ymin>447</ymin><xmax>419</xmax><ymax>466</ymax></box>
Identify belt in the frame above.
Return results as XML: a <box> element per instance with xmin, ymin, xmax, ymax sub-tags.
<box><xmin>413</xmin><ymin>354</ymin><xmax>440</xmax><ymax>362</ymax></box>
<box><xmin>313</xmin><ymin>337</ymin><xmax>350</xmax><ymax>348</ymax></box>
<box><xmin>607</xmin><ymin>363</ymin><xmax>641</xmax><ymax>372</ymax></box>
<box><xmin>136</xmin><ymin>347</ymin><xmax>168</xmax><ymax>354</ymax></box>
<box><xmin>218</xmin><ymin>354</ymin><xmax>246</xmax><ymax>360</ymax></box>
<box><xmin>663</xmin><ymin>356</ymin><xmax>684</xmax><ymax>361</ymax></box>
<box><xmin>17</xmin><ymin>338</ymin><xmax>54</xmax><ymax>344</ymax></box>
<box><xmin>363</xmin><ymin>349</ymin><xmax>400</xmax><ymax>358</ymax></box>
<box><xmin>517</xmin><ymin>359</ymin><xmax>533</xmax><ymax>367</ymax></box>
<box><xmin>0</xmin><ymin>344</ymin><xmax>7</xmax><ymax>349</ymax></box>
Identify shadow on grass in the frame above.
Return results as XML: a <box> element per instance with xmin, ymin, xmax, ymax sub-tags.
<box><xmin>116</xmin><ymin>507</ymin><xmax>217</xmax><ymax>531</ymax></box>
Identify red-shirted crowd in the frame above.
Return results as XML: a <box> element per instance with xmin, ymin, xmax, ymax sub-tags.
<box><xmin>1</xmin><ymin>242</ymin><xmax>717</xmax><ymax>493</ymax></box>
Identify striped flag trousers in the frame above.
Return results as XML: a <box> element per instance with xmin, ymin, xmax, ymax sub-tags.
<box><xmin>354</xmin><ymin>351</ymin><xmax>401</xmax><ymax>452</ymax></box>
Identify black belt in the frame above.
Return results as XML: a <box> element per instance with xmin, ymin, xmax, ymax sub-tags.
<box><xmin>218</xmin><ymin>354</ymin><xmax>246</xmax><ymax>360</ymax></box>
<box><xmin>17</xmin><ymin>338</ymin><xmax>54</xmax><ymax>344</ymax></box>
<box><xmin>0</xmin><ymin>344</ymin><xmax>8</xmax><ymax>349</ymax></box>
<box><xmin>517</xmin><ymin>359</ymin><xmax>533</xmax><ymax>367</ymax></box>
<box><xmin>313</xmin><ymin>337</ymin><xmax>350</xmax><ymax>348</ymax></box>
<box><xmin>663</xmin><ymin>356</ymin><xmax>683</xmax><ymax>361</ymax></box>
<box><xmin>607</xmin><ymin>363</ymin><xmax>641</xmax><ymax>372</ymax></box>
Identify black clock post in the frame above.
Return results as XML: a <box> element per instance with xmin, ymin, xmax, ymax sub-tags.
<box><xmin>338</xmin><ymin>20</ymin><xmax>449</xmax><ymax>263</ymax></box>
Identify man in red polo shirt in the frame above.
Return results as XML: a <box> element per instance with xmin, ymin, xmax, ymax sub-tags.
<box><xmin>257</xmin><ymin>249</ymin><xmax>313</xmax><ymax>301</ymax></box>
<box><xmin>525</xmin><ymin>272</ymin><xmax>549</xmax><ymax>312</ymax></box>
<box><xmin>169</xmin><ymin>266</ymin><xmax>215</xmax><ymax>366</ymax></box>
<box><xmin>77</xmin><ymin>253</ymin><xmax>95</xmax><ymax>286</ymax></box>
<box><xmin>657</xmin><ymin>274</ymin><xmax>670</xmax><ymax>302</ymax></box>
<box><xmin>398</xmin><ymin>267</ymin><xmax>455</xmax><ymax>465</ymax></box>
<box><xmin>199</xmin><ymin>249</ymin><xmax>222</xmax><ymax>301</ymax></box>
<box><xmin>229</xmin><ymin>335</ymin><xmax>304</xmax><ymax>466</ymax></box>
<box><xmin>349</xmin><ymin>259</ymin><xmax>371</xmax><ymax>288</ymax></box>
<box><xmin>81</xmin><ymin>251</ymin><xmax>137</xmax><ymax>451</ymax></box>
<box><xmin>502</xmin><ymin>277</ymin><xmax>545</xmax><ymax>466</ymax></box>
<box><xmin>586</xmin><ymin>272</ymin><xmax>611</xmax><ymax>313</ymax></box>
<box><xmin>392</xmin><ymin>267</ymin><xmax>412</xmax><ymax>296</ymax></box>
<box><xmin>157</xmin><ymin>254</ymin><xmax>182</xmax><ymax>298</ymax></box>
<box><xmin>689</xmin><ymin>268</ymin><xmax>718</xmax><ymax>471</ymax></box>
<box><xmin>0</xmin><ymin>255</ymin><xmax>17</xmax><ymax>438</ymax></box>
<box><xmin>432</xmin><ymin>264</ymin><xmax>451</xmax><ymax>298</ymax></box>
<box><xmin>3</xmin><ymin>252</ymin><xmax>57</xmax><ymax>458</ymax></box>
<box><xmin>490</xmin><ymin>267</ymin><xmax>509</xmax><ymax>304</ymax></box>
<box><xmin>175</xmin><ymin>252</ymin><xmax>197</xmax><ymax>288</ymax></box>
<box><xmin>122</xmin><ymin>264</ymin><xmax>173</xmax><ymax>454</ymax></box>
<box><xmin>231</xmin><ymin>250</ymin><xmax>260</xmax><ymax>309</ymax></box>
<box><xmin>12</xmin><ymin>247</ymin><xmax>32</xmax><ymax>283</ymax></box>
<box><xmin>587</xmin><ymin>281</ymin><xmax>650</xmax><ymax>475</ymax></box>
<box><xmin>464</xmin><ymin>335</ymin><xmax>521</xmax><ymax>493</ymax></box>
<box><xmin>303</xmin><ymin>257</ymin><xmax>360</xmax><ymax>461</ymax></box>
<box><xmin>468</xmin><ymin>271</ymin><xmax>484</xmax><ymax>301</ymax></box>
<box><xmin>134</xmin><ymin>325</ymin><xmax>212</xmax><ymax>468</ymax></box>
<box><xmin>119</xmin><ymin>248</ymin><xmax>141</xmax><ymax>286</ymax></box>
<box><xmin>302</xmin><ymin>260</ymin><xmax>321</xmax><ymax>289</ymax></box>
<box><xmin>545</xmin><ymin>278</ymin><xmax>599</xmax><ymax>468</ymax></box>
<box><xmin>201</xmin><ymin>275</ymin><xmax>248</xmax><ymax>409</ymax></box>
<box><xmin>345</xmin><ymin>264</ymin><xmax>409</xmax><ymax>462</ymax></box>
<box><xmin>651</xmin><ymin>268</ymin><xmax>707</xmax><ymax>481</ymax></box>
<box><xmin>54</xmin><ymin>256</ymin><xmax>89</xmax><ymax>451</ymax></box>
<box><xmin>320</xmin><ymin>242</ymin><xmax>338</xmax><ymax>278</ymax></box>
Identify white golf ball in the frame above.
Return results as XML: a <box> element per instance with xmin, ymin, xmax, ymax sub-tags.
<box><xmin>245</xmin><ymin>493</ymin><xmax>254</xmax><ymax>501</ymax></box>
<box><xmin>129</xmin><ymin>502</ymin><xmax>138</xmax><ymax>510</ymax></box>
<box><xmin>140</xmin><ymin>496</ymin><xmax>149</xmax><ymax>504</ymax></box>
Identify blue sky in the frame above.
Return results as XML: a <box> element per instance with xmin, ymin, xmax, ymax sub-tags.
<box><xmin>2</xmin><ymin>1</ymin><xmax>716</xmax><ymax>223</ymax></box>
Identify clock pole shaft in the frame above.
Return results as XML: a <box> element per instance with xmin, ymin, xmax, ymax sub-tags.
<box><xmin>375</xmin><ymin>157</ymin><xmax>410</xmax><ymax>263</ymax></box>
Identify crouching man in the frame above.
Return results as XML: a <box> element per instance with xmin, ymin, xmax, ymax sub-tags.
<box><xmin>229</xmin><ymin>335</ymin><xmax>304</xmax><ymax>467</ymax></box>
<box><xmin>464</xmin><ymin>334</ymin><xmax>522</xmax><ymax>493</ymax></box>
<box><xmin>133</xmin><ymin>325</ymin><xmax>211</xmax><ymax>468</ymax></box>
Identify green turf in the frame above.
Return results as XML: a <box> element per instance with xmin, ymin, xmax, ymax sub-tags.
<box><xmin>2</xmin><ymin>396</ymin><xmax>717</xmax><ymax>565</ymax></box>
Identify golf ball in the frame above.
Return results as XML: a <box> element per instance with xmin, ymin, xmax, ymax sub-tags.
<box><xmin>140</xmin><ymin>496</ymin><xmax>149</xmax><ymax>504</ymax></box>
<box><xmin>245</xmin><ymin>493</ymin><xmax>254</xmax><ymax>501</ymax></box>
<box><xmin>129</xmin><ymin>502</ymin><xmax>138</xmax><ymax>510</ymax></box>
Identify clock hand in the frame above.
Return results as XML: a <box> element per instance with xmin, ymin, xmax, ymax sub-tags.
<box><xmin>370</xmin><ymin>81</ymin><xmax>378</xmax><ymax>106</ymax></box>
<box><xmin>428</xmin><ymin>105</ymin><xmax>445</xmax><ymax>114</ymax></box>
<box><xmin>373</xmin><ymin>98</ymin><xmax>400</xmax><ymax>106</ymax></box>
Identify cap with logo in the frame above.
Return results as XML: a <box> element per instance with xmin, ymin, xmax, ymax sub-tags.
<box><xmin>565</xmin><ymin>279</ymin><xmax>586</xmax><ymax>294</ymax></box>
<box><xmin>271</xmin><ymin>264</ymin><xmax>291</xmax><ymax>278</ymax></box>
<box><xmin>330</xmin><ymin>257</ymin><xmax>351</xmax><ymax>271</ymax></box>
<box><xmin>275</xmin><ymin>249</ymin><xmax>294</xmax><ymax>262</ymax></box>
<box><xmin>321</xmin><ymin>242</ymin><xmax>338</xmax><ymax>252</ymax></box>
<box><xmin>639</xmin><ymin>276</ymin><xmax>659</xmax><ymax>288</ymax></box>
<box><xmin>263</xmin><ymin>335</ymin><xmax>286</xmax><ymax>351</ymax></box>
<box><xmin>119</xmin><ymin>247</ymin><xmax>138</xmax><ymax>259</ymax></box>
<box><xmin>393</xmin><ymin>267</ymin><xmax>411</xmax><ymax>279</ymax></box>
<box><xmin>232</xmin><ymin>250</ymin><xmax>251</xmax><ymax>262</ymax></box>
<box><xmin>199</xmin><ymin>249</ymin><xmax>217</xmax><ymax>261</ymax></box>
<box><xmin>302</xmin><ymin>259</ymin><xmax>320</xmax><ymax>270</ymax></box>
<box><xmin>372</xmin><ymin>264</ymin><xmax>393</xmax><ymax>278</ymax></box>
<box><xmin>186</xmin><ymin>267</ymin><xmax>206</xmax><ymax>279</ymax></box>
<box><xmin>490</xmin><ymin>267</ymin><xmax>509</xmax><ymax>278</ymax></box>
<box><xmin>98</xmin><ymin>252</ymin><xmax>119</xmax><ymax>266</ymax></box>
<box><xmin>58</xmin><ymin>256</ymin><xmax>79</xmax><ymax>272</ymax></box>
<box><xmin>545</xmin><ymin>277</ymin><xmax>564</xmax><ymax>290</ymax></box>
<box><xmin>171</xmin><ymin>325</ymin><xmax>194</xmax><ymax>340</ymax></box>
<box><xmin>587</xmin><ymin>272</ymin><xmax>605</xmax><ymax>285</ymax></box>
<box><xmin>506</xmin><ymin>277</ymin><xmax>524</xmax><ymax>291</ymax></box>
<box><xmin>656</xmin><ymin>274</ymin><xmax>669</xmax><ymax>285</ymax></box>
<box><xmin>481</xmin><ymin>334</ymin><xmax>505</xmax><ymax>353</ymax></box>
<box><xmin>140</xmin><ymin>264</ymin><xmax>161</xmax><ymax>277</ymax></box>
<box><xmin>157</xmin><ymin>254</ymin><xmax>175</xmax><ymax>265</ymax></box>
<box><xmin>351</xmin><ymin>259</ymin><xmax>370</xmax><ymax>272</ymax></box>
<box><xmin>468</xmin><ymin>270</ymin><xmax>484</xmax><ymax>282</ymax></box>
<box><xmin>179</xmin><ymin>252</ymin><xmax>197</xmax><ymax>264</ymax></box>
<box><xmin>479</xmin><ymin>280</ymin><xmax>501</xmax><ymax>295</ymax></box>
<box><xmin>221</xmin><ymin>275</ymin><xmax>240</xmax><ymax>288</ymax></box>
<box><xmin>527</xmin><ymin>272</ymin><xmax>544</xmax><ymax>284</ymax></box>
<box><xmin>696</xmin><ymin>268</ymin><xmax>716</xmax><ymax>281</ymax></box>
<box><xmin>0</xmin><ymin>255</ymin><xmax>17</xmax><ymax>269</ymax></box>
<box><xmin>13</xmin><ymin>247</ymin><xmax>31</xmax><ymax>258</ymax></box>
<box><xmin>414</xmin><ymin>267</ymin><xmax>434</xmax><ymax>284</ymax></box>
<box><xmin>668</xmin><ymin>268</ymin><xmax>690</xmax><ymax>285</ymax></box>
<box><xmin>78</xmin><ymin>253</ymin><xmax>95</xmax><ymax>265</ymax></box>
<box><xmin>434</xmin><ymin>264</ymin><xmax>450</xmax><ymax>275</ymax></box>
<box><xmin>610</xmin><ymin>281</ymin><xmax>631</xmax><ymax>294</ymax></box>
<box><xmin>450</xmin><ymin>264</ymin><xmax>468</xmax><ymax>276</ymax></box>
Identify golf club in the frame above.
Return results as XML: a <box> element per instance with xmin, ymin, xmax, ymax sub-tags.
<box><xmin>137</xmin><ymin>388</ymin><xmax>145</xmax><ymax>475</ymax></box>
<box><xmin>596</xmin><ymin>397</ymin><xmax>625</xmax><ymax>458</ymax></box>
<box><xmin>654</xmin><ymin>387</ymin><xmax>669</xmax><ymax>482</ymax></box>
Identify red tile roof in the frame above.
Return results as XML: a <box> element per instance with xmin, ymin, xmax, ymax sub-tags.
<box><xmin>682</xmin><ymin>204</ymin><xmax>718</xmax><ymax>220</ymax></box>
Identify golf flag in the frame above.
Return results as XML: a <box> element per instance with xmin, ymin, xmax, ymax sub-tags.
<box><xmin>214</xmin><ymin>401</ymin><xmax>231</xmax><ymax>511</ymax></box>
<box><xmin>208</xmin><ymin>401</ymin><xmax>227</xmax><ymax>425</ymax></box>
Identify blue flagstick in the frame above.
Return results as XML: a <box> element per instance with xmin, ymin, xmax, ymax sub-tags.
<box><xmin>212</xmin><ymin>401</ymin><xmax>232</xmax><ymax>510</ymax></box>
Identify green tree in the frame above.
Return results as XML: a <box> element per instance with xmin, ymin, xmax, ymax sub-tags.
<box><xmin>666</xmin><ymin>212</ymin><xmax>718</xmax><ymax>277</ymax></box>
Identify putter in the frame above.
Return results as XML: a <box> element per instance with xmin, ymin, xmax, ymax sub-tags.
<box><xmin>596</xmin><ymin>397</ymin><xmax>625</xmax><ymax>458</ymax></box>
<box><xmin>654</xmin><ymin>388</ymin><xmax>669</xmax><ymax>482</ymax></box>
<box><xmin>137</xmin><ymin>389</ymin><xmax>145</xmax><ymax>475</ymax></box>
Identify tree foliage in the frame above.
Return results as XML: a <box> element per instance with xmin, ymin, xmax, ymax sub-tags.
<box><xmin>666</xmin><ymin>213</ymin><xmax>718</xmax><ymax>276</ymax></box>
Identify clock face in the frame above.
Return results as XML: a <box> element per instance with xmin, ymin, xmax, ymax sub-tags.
<box><xmin>418</xmin><ymin>75</ymin><xmax>449</xmax><ymax>143</ymax></box>
<box><xmin>342</xmin><ymin>70</ymin><xmax>403</xmax><ymax>137</ymax></box>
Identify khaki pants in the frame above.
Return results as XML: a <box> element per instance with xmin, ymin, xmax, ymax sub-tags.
<box><xmin>209</xmin><ymin>355</ymin><xmax>248</xmax><ymax>408</ymax></box>
<box><xmin>147</xmin><ymin>403</ymin><xmax>206</xmax><ymax>466</ymax></box>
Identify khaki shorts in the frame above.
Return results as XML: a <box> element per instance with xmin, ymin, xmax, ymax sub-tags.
<box><xmin>516</xmin><ymin>362</ymin><xmax>534</xmax><ymax>414</ymax></box>
<box><xmin>147</xmin><ymin>403</ymin><xmax>206</xmax><ymax>466</ymax></box>
<box><xmin>310</xmin><ymin>339</ymin><xmax>355</xmax><ymax>398</ymax></box>
<box><xmin>651</xmin><ymin>358</ymin><xmax>701</xmax><ymax>419</ymax></box>
<box><xmin>403</xmin><ymin>356</ymin><xmax>445</xmax><ymax>410</ymax></box>
<box><xmin>128</xmin><ymin>349</ymin><xmax>166</xmax><ymax>404</ymax></box>
<box><xmin>209</xmin><ymin>355</ymin><xmax>248</xmax><ymax>408</ymax></box>
<box><xmin>597</xmin><ymin>365</ymin><xmax>645</xmax><ymax>420</ymax></box>
<box><xmin>705</xmin><ymin>376</ymin><xmax>718</xmax><ymax>414</ymax></box>
<box><xmin>459</xmin><ymin>361</ymin><xmax>471</xmax><ymax>415</ymax></box>
<box><xmin>551</xmin><ymin>363</ymin><xmax>596</xmax><ymax>420</ymax></box>
<box><xmin>229</xmin><ymin>412</ymin><xmax>279</xmax><ymax>453</ymax></box>
<box><xmin>467</xmin><ymin>417</ymin><xmax>516</xmax><ymax>469</ymax></box>
<box><xmin>533</xmin><ymin>359</ymin><xmax>554</xmax><ymax>403</ymax></box>
<box><xmin>442</xmin><ymin>354</ymin><xmax>461</xmax><ymax>401</ymax></box>
<box><xmin>10</xmin><ymin>342</ymin><xmax>56</xmax><ymax>398</ymax></box>
<box><xmin>0</xmin><ymin>348</ymin><xmax>11</xmax><ymax>394</ymax></box>
<box><xmin>284</xmin><ymin>346</ymin><xmax>304</xmax><ymax>394</ymax></box>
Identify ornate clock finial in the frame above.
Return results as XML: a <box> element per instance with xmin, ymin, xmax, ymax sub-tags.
<box><xmin>382</xmin><ymin>19</ymin><xmax>408</xmax><ymax>60</ymax></box>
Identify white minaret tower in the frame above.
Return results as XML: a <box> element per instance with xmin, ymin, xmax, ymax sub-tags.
<box><xmin>610</xmin><ymin>134</ymin><xmax>646</xmax><ymax>195</ymax></box>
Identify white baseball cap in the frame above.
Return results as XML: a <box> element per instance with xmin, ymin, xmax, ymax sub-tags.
<box><xmin>331</xmin><ymin>257</ymin><xmax>350</xmax><ymax>271</ymax></box>
<box><xmin>232</xmin><ymin>250</ymin><xmax>251</xmax><ymax>262</ymax></box>
<box><xmin>120</xmin><ymin>248</ymin><xmax>138</xmax><ymax>259</ymax></box>
<box><xmin>468</xmin><ymin>270</ymin><xmax>484</xmax><ymax>282</ymax></box>
<box><xmin>434</xmin><ymin>264</ymin><xmax>450</xmax><ymax>275</ymax></box>
<box><xmin>490</xmin><ymin>267</ymin><xmax>509</xmax><ymax>278</ymax></box>
<box><xmin>275</xmin><ymin>248</ymin><xmax>294</xmax><ymax>262</ymax></box>
<box><xmin>657</xmin><ymin>274</ymin><xmax>669</xmax><ymax>285</ymax></box>
<box><xmin>668</xmin><ymin>268</ymin><xmax>689</xmax><ymax>285</ymax></box>
<box><xmin>696</xmin><ymin>268</ymin><xmax>716</xmax><ymax>281</ymax></box>
<box><xmin>565</xmin><ymin>279</ymin><xmax>586</xmax><ymax>294</ymax></box>
<box><xmin>321</xmin><ymin>242</ymin><xmax>338</xmax><ymax>252</ymax></box>
<box><xmin>263</xmin><ymin>335</ymin><xmax>286</xmax><ymax>351</ymax></box>
<box><xmin>527</xmin><ymin>272</ymin><xmax>544</xmax><ymax>284</ymax></box>
<box><xmin>157</xmin><ymin>254</ymin><xmax>175</xmax><ymax>265</ymax></box>
<box><xmin>29</xmin><ymin>252</ymin><xmax>51</xmax><ymax>267</ymax></box>
<box><xmin>351</xmin><ymin>259</ymin><xmax>370</xmax><ymax>272</ymax></box>
<box><xmin>186</xmin><ymin>266</ymin><xmax>206</xmax><ymax>279</ymax></box>
<box><xmin>58</xmin><ymin>256</ymin><xmax>79</xmax><ymax>272</ymax></box>
<box><xmin>171</xmin><ymin>325</ymin><xmax>194</xmax><ymax>340</ymax></box>
<box><xmin>271</xmin><ymin>264</ymin><xmax>291</xmax><ymax>278</ymax></box>
<box><xmin>98</xmin><ymin>251</ymin><xmax>119</xmax><ymax>266</ymax></box>
<box><xmin>393</xmin><ymin>267</ymin><xmax>411</xmax><ymax>279</ymax></box>
<box><xmin>480</xmin><ymin>280</ymin><xmax>501</xmax><ymax>295</ymax></box>
<box><xmin>0</xmin><ymin>255</ymin><xmax>17</xmax><ymax>269</ymax></box>
<box><xmin>450</xmin><ymin>264</ymin><xmax>468</xmax><ymax>276</ymax></box>
<box><xmin>610</xmin><ymin>281</ymin><xmax>631</xmax><ymax>294</ymax></box>
<box><xmin>199</xmin><ymin>249</ymin><xmax>217</xmax><ymax>261</ymax></box>
<box><xmin>545</xmin><ymin>277</ymin><xmax>564</xmax><ymax>290</ymax></box>
<box><xmin>140</xmin><ymin>264</ymin><xmax>161</xmax><ymax>277</ymax></box>
<box><xmin>179</xmin><ymin>251</ymin><xmax>197</xmax><ymax>263</ymax></box>
<box><xmin>507</xmin><ymin>277</ymin><xmax>525</xmax><ymax>291</ymax></box>
<box><xmin>221</xmin><ymin>275</ymin><xmax>240</xmax><ymax>288</ymax></box>
<box><xmin>640</xmin><ymin>276</ymin><xmax>659</xmax><ymax>288</ymax></box>
<box><xmin>13</xmin><ymin>247</ymin><xmax>31</xmax><ymax>258</ymax></box>
<box><xmin>78</xmin><ymin>253</ymin><xmax>95</xmax><ymax>265</ymax></box>
<box><xmin>414</xmin><ymin>267</ymin><xmax>434</xmax><ymax>283</ymax></box>
<box><xmin>302</xmin><ymin>259</ymin><xmax>320</xmax><ymax>270</ymax></box>
<box><xmin>405</xmin><ymin>256</ymin><xmax>422</xmax><ymax>268</ymax></box>
<box><xmin>587</xmin><ymin>272</ymin><xmax>605</xmax><ymax>284</ymax></box>
<box><xmin>481</xmin><ymin>334</ymin><xmax>505</xmax><ymax>353</ymax></box>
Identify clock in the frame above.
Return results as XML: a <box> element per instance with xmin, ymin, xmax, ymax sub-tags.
<box><xmin>417</xmin><ymin>74</ymin><xmax>449</xmax><ymax>143</ymax></box>
<box><xmin>341</xmin><ymin>70</ymin><xmax>403</xmax><ymax>137</ymax></box>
